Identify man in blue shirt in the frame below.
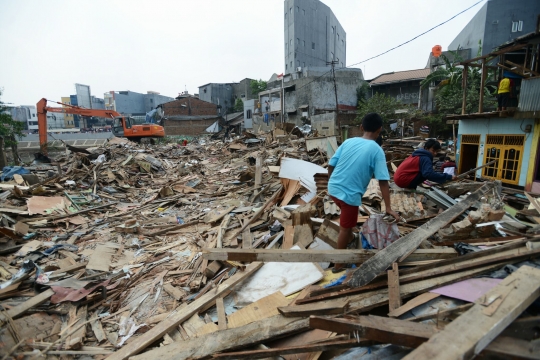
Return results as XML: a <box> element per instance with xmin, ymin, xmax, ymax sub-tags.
<box><xmin>328</xmin><ymin>113</ymin><xmax>399</xmax><ymax>272</ymax></box>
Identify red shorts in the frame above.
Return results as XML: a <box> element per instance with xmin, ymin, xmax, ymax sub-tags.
<box><xmin>330</xmin><ymin>196</ymin><xmax>359</xmax><ymax>229</ymax></box>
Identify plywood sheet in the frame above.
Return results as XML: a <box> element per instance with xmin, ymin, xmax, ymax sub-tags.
<box><xmin>27</xmin><ymin>196</ymin><xmax>70</xmax><ymax>215</ymax></box>
<box><xmin>233</xmin><ymin>246</ymin><xmax>324</xmax><ymax>305</ymax></box>
<box><xmin>430</xmin><ymin>278</ymin><xmax>502</xmax><ymax>303</ymax></box>
<box><xmin>228</xmin><ymin>291</ymin><xmax>290</xmax><ymax>329</ymax></box>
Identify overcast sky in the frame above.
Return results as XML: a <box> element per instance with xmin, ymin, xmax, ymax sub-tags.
<box><xmin>0</xmin><ymin>0</ymin><xmax>483</xmax><ymax>106</ymax></box>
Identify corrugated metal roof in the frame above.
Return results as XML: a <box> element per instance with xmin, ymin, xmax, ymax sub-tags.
<box><xmin>518</xmin><ymin>77</ymin><xmax>540</xmax><ymax>112</ymax></box>
<box><xmin>370</xmin><ymin>68</ymin><xmax>431</xmax><ymax>86</ymax></box>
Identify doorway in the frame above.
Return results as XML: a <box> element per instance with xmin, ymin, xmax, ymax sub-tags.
<box><xmin>459</xmin><ymin>134</ymin><xmax>481</xmax><ymax>175</ymax></box>
<box><xmin>532</xmin><ymin>139</ymin><xmax>540</xmax><ymax>193</ymax></box>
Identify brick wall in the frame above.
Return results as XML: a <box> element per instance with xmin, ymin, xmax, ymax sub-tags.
<box><xmin>162</xmin><ymin>97</ymin><xmax>217</xmax><ymax>116</ymax></box>
<box><xmin>163</xmin><ymin>118</ymin><xmax>218</xmax><ymax>136</ymax></box>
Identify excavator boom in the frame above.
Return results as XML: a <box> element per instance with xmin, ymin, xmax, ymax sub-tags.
<box><xmin>36</xmin><ymin>98</ymin><xmax>165</xmax><ymax>155</ymax></box>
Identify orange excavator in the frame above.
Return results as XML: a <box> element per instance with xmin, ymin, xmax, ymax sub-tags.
<box><xmin>36</xmin><ymin>98</ymin><xmax>165</xmax><ymax>154</ymax></box>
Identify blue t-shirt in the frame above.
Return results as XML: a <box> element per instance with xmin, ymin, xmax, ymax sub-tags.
<box><xmin>328</xmin><ymin>137</ymin><xmax>389</xmax><ymax>206</ymax></box>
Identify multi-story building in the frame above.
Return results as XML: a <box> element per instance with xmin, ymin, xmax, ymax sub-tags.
<box><xmin>5</xmin><ymin>105</ymin><xmax>37</xmax><ymax>132</ymax></box>
<box><xmin>104</xmin><ymin>90</ymin><xmax>174</xmax><ymax>116</ymax></box>
<box><xmin>449</xmin><ymin>0</ymin><xmax>540</xmax><ymax>59</ymax></box>
<box><xmin>284</xmin><ymin>0</ymin><xmax>346</xmax><ymax>74</ymax></box>
<box><xmin>198</xmin><ymin>78</ymin><xmax>255</xmax><ymax>114</ymax></box>
<box><xmin>61</xmin><ymin>97</ymin><xmax>75</xmax><ymax>128</ymax></box>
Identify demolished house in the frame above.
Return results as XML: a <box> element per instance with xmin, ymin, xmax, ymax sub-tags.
<box><xmin>0</xmin><ymin>127</ymin><xmax>539</xmax><ymax>360</ymax></box>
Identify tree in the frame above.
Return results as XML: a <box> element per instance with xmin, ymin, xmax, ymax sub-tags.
<box><xmin>250</xmin><ymin>79</ymin><xmax>267</xmax><ymax>95</ymax></box>
<box><xmin>356</xmin><ymin>93</ymin><xmax>404</xmax><ymax>125</ymax></box>
<box><xmin>356</xmin><ymin>81</ymin><xmax>369</xmax><ymax>106</ymax></box>
<box><xmin>0</xmin><ymin>89</ymin><xmax>25</xmax><ymax>164</ymax></box>
<box><xmin>234</xmin><ymin>98</ymin><xmax>244</xmax><ymax>112</ymax></box>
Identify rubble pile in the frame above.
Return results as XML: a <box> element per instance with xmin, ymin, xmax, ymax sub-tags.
<box><xmin>0</xmin><ymin>131</ymin><xmax>539</xmax><ymax>360</ymax></box>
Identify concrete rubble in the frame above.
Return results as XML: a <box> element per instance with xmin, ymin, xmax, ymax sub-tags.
<box><xmin>0</xmin><ymin>131</ymin><xmax>539</xmax><ymax>360</ymax></box>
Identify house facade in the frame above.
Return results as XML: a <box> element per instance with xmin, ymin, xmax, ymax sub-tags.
<box><xmin>159</xmin><ymin>96</ymin><xmax>222</xmax><ymax>136</ymax></box>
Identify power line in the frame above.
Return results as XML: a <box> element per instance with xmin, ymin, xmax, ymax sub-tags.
<box><xmin>287</xmin><ymin>0</ymin><xmax>485</xmax><ymax>95</ymax></box>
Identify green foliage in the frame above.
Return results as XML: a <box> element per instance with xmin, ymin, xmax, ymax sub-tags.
<box><xmin>356</xmin><ymin>81</ymin><xmax>369</xmax><ymax>106</ymax></box>
<box><xmin>234</xmin><ymin>98</ymin><xmax>244</xmax><ymax>112</ymax></box>
<box><xmin>0</xmin><ymin>89</ymin><xmax>25</xmax><ymax>147</ymax></box>
<box><xmin>355</xmin><ymin>93</ymin><xmax>423</xmax><ymax>130</ymax></box>
<box><xmin>250</xmin><ymin>79</ymin><xmax>267</xmax><ymax>95</ymax></box>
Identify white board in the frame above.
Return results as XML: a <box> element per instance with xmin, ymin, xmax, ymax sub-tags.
<box><xmin>279</xmin><ymin>157</ymin><xmax>327</xmax><ymax>202</ymax></box>
<box><xmin>232</xmin><ymin>245</ymin><xmax>324</xmax><ymax>306</ymax></box>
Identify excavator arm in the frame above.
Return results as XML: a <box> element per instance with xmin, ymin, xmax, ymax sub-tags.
<box><xmin>36</xmin><ymin>98</ymin><xmax>122</xmax><ymax>155</ymax></box>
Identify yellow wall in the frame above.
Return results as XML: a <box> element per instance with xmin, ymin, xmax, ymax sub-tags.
<box><xmin>525</xmin><ymin>119</ymin><xmax>540</xmax><ymax>191</ymax></box>
<box><xmin>61</xmin><ymin>97</ymin><xmax>75</xmax><ymax>128</ymax></box>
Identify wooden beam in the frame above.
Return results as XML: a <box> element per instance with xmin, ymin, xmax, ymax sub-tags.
<box><xmin>310</xmin><ymin>316</ymin><xmax>540</xmax><ymax>360</ymax></box>
<box><xmin>107</xmin><ymin>262</ymin><xmax>263</xmax><ymax>360</ymax></box>
<box><xmin>387</xmin><ymin>263</ymin><xmax>401</xmax><ymax>313</ymax></box>
<box><xmin>347</xmin><ymin>183</ymin><xmax>493</xmax><ymax>288</ymax></box>
<box><xmin>0</xmin><ymin>289</ymin><xmax>54</xmax><ymax>323</ymax></box>
<box><xmin>479</xmin><ymin>58</ymin><xmax>487</xmax><ymax>113</ymax></box>
<box><xmin>216</xmin><ymin>297</ymin><xmax>227</xmax><ymax>331</ymax></box>
<box><xmin>129</xmin><ymin>315</ymin><xmax>310</xmax><ymax>360</ymax></box>
<box><xmin>388</xmin><ymin>292</ymin><xmax>440</xmax><ymax>318</ymax></box>
<box><xmin>404</xmin><ymin>265</ymin><xmax>540</xmax><ymax>360</ymax></box>
<box><xmin>202</xmin><ymin>248</ymin><xmax>457</xmax><ymax>263</ymax></box>
<box><xmin>309</xmin><ymin>315</ymin><xmax>434</xmax><ymax>348</ymax></box>
<box><xmin>210</xmin><ymin>339</ymin><xmax>361</xmax><ymax>359</ymax></box>
<box><xmin>462</xmin><ymin>64</ymin><xmax>468</xmax><ymax>115</ymax></box>
<box><xmin>277</xmin><ymin>299</ymin><xmax>349</xmax><ymax>317</ymax></box>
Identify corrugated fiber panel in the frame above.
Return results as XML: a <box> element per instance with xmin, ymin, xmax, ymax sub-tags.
<box><xmin>518</xmin><ymin>77</ymin><xmax>540</xmax><ymax>112</ymax></box>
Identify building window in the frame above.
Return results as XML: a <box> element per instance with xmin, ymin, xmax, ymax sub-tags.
<box><xmin>290</xmin><ymin>39</ymin><xmax>292</xmax><ymax>46</ymax></box>
<box><xmin>337</xmin><ymin>33</ymin><xmax>339</xmax><ymax>41</ymax></box>
<box><xmin>297</xmin><ymin>60</ymin><xmax>300</xmax><ymax>67</ymax></box>
<box><xmin>512</xmin><ymin>20</ymin><xmax>523</xmax><ymax>32</ymax></box>
<box><xmin>312</xmin><ymin>42</ymin><xmax>315</xmax><ymax>50</ymax></box>
<box><xmin>32</xmin><ymin>114</ymin><xmax>35</xmax><ymax>117</ymax></box>
<box><xmin>296</xmin><ymin>6</ymin><xmax>299</xmax><ymax>12</ymax></box>
<box><xmin>303</xmin><ymin>9</ymin><xmax>305</xmax><ymax>15</ymax></box>
<box><xmin>303</xmin><ymin>62</ymin><xmax>305</xmax><ymax>67</ymax></box>
<box><xmin>285</xmin><ymin>12</ymin><xmax>287</xmax><ymax>19</ymax></box>
<box><xmin>247</xmin><ymin>109</ymin><xmax>252</xmax><ymax>119</ymax></box>
<box><xmin>290</xmin><ymin>61</ymin><xmax>292</xmax><ymax>68</ymax></box>
<box><xmin>331</xmin><ymin>52</ymin><xmax>334</xmax><ymax>59</ymax></box>
<box><xmin>296</xmin><ymin>38</ymin><xmax>299</xmax><ymax>45</ymax></box>
<box><xmin>303</xmin><ymin>40</ymin><xmax>305</xmax><ymax>47</ymax></box>
<box><xmin>290</xmin><ymin>7</ymin><xmax>292</xmax><ymax>15</ymax></box>
<box><xmin>342</xmin><ymin>39</ymin><xmax>344</xmax><ymax>46</ymax></box>
<box><xmin>286</xmin><ymin>64</ymin><xmax>288</xmax><ymax>70</ymax></box>
<box><xmin>341</xmin><ymin>62</ymin><xmax>343</xmax><ymax>67</ymax></box>
<box><xmin>331</xmin><ymin>26</ymin><xmax>334</xmax><ymax>34</ymax></box>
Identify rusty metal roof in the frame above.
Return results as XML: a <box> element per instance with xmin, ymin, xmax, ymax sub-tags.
<box><xmin>370</xmin><ymin>68</ymin><xmax>431</xmax><ymax>86</ymax></box>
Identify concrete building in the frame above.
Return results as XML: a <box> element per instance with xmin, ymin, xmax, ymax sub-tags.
<box><xmin>61</xmin><ymin>97</ymin><xmax>76</xmax><ymax>128</ymax></box>
<box><xmin>284</xmin><ymin>0</ymin><xmax>346</xmax><ymax>74</ymax></box>
<box><xmin>46</xmin><ymin>112</ymin><xmax>65</xmax><ymax>130</ymax></box>
<box><xmin>448</xmin><ymin>0</ymin><xmax>540</xmax><ymax>59</ymax></box>
<box><xmin>198</xmin><ymin>78</ymin><xmax>255</xmax><ymax>114</ymax></box>
<box><xmin>5</xmin><ymin>105</ymin><xmax>37</xmax><ymax>132</ymax></box>
<box><xmin>104</xmin><ymin>90</ymin><xmax>174</xmax><ymax>116</ymax></box>
<box><xmin>253</xmin><ymin>67</ymin><xmax>363</xmax><ymax>130</ymax></box>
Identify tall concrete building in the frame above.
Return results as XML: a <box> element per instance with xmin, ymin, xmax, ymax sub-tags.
<box><xmin>449</xmin><ymin>0</ymin><xmax>540</xmax><ymax>59</ymax></box>
<box><xmin>284</xmin><ymin>0</ymin><xmax>346</xmax><ymax>74</ymax></box>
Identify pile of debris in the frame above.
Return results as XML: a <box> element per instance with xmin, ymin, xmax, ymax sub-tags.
<box><xmin>0</xmin><ymin>131</ymin><xmax>539</xmax><ymax>360</ymax></box>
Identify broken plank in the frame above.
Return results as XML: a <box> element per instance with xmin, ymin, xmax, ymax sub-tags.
<box><xmin>163</xmin><ymin>284</ymin><xmax>184</xmax><ymax>301</ymax></box>
<box><xmin>216</xmin><ymin>297</ymin><xmax>227</xmax><ymax>331</ymax></box>
<box><xmin>106</xmin><ymin>262</ymin><xmax>263</xmax><ymax>360</ymax></box>
<box><xmin>211</xmin><ymin>339</ymin><xmax>360</xmax><ymax>359</ymax></box>
<box><xmin>387</xmin><ymin>262</ymin><xmax>401</xmax><ymax>312</ymax></box>
<box><xmin>227</xmin><ymin>291</ymin><xmax>289</xmax><ymax>328</ymax></box>
<box><xmin>283</xmin><ymin>225</ymin><xmax>294</xmax><ymax>249</ymax></box>
<box><xmin>404</xmin><ymin>265</ymin><xmax>540</xmax><ymax>360</ymax></box>
<box><xmin>130</xmin><ymin>315</ymin><xmax>310</xmax><ymax>360</ymax></box>
<box><xmin>388</xmin><ymin>292</ymin><xmax>440</xmax><ymax>318</ymax></box>
<box><xmin>0</xmin><ymin>289</ymin><xmax>55</xmax><ymax>322</ymax></box>
<box><xmin>278</xmin><ymin>299</ymin><xmax>349</xmax><ymax>317</ymax></box>
<box><xmin>347</xmin><ymin>183</ymin><xmax>494</xmax><ymax>288</ymax></box>
<box><xmin>86</xmin><ymin>244</ymin><xmax>116</xmax><ymax>272</ymax></box>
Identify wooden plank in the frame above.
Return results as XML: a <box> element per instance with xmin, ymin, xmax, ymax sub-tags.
<box><xmin>310</xmin><ymin>316</ymin><xmax>539</xmax><ymax>360</ymax></box>
<box><xmin>347</xmin><ymin>183</ymin><xmax>494</xmax><ymax>288</ymax></box>
<box><xmin>227</xmin><ymin>291</ymin><xmax>290</xmax><ymax>328</ymax></box>
<box><xmin>387</xmin><ymin>262</ymin><xmax>401</xmax><ymax>312</ymax></box>
<box><xmin>0</xmin><ymin>289</ymin><xmax>55</xmax><ymax>322</ymax></box>
<box><xmin>66</xmin><ymin>304</ymin><xmax>87</xmax><ymax>350</ymax></box>
<box><xmin>388</xmin><ymin>292</ymin><xmax>440</xmax><ymax>318</ymax></box>
<box><xmin>203</xmin><ymin>249</ymin><xmax>373</xmax><ymax>262</ymax></box>
<box><xmin>293</xmin><ymin>224</ymin><xmax>314</xmax><ymax>248</ymax></box>
<box><xmin>163</xmin><ymin>284</ymin><xmax>184</xmax><ymax>301</ymax></box>
<box><xmin>283</xmin><ymin>225</ymin><xmax>294</xmax><ymax>249</ymax></box>
<box><xmin>309</xmin><ymin>315</ymin><xmax>434</xmax><ymax>348</ymax></box>
<box><xmin>216</xmin><ymin>214</ymin><xmax>231</xmax><ymax>249</ymax></box>
<box><xmin>107</xmin><ymin>262</ymin><xmax>263</xmax><ymax>360</ymax></box>
<box><xmin>86</xmin><ymin>244</ymin><xmax>116</xmax><ymax>272</ymax></box>
<box><xmin>211</xmin><ymin>339</ymin><xmax>360</xmax><ymax>359</ymax></box>
<box><xmin>278</xmin><ymin>299</ymin><xmax>349</xmax><ymax>317</ymax></box>
<box><xmin>216</xmin><ymin>297</ymin><xmax>227</xmax><ymax>331</ymax></box>
<box><xmin>241</xmin><ymin>228</ymin><xmax>252</xmax><ymax>249</ymax></box>
<box><xmin>129</xmin><ymin>315</ymin><xmax>310</xmax><ymax>360</ymax></box>
<box><xmin>404</xmin><ymin>265</ymin><xmax>540</xmax><ymax>360</ymax></box>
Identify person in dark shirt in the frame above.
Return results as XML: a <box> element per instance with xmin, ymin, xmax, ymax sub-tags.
<box><xmin>441</xmin><ymin>157</ymin><xmax>457</xmax><ymax>176</ymax></box>
<box><xmin>434</xmin><ymin>155</ymin><xmax>445</xmax><ymax>173</ymax></box>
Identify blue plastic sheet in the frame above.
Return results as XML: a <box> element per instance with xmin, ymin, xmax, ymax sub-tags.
<box><xmin>1</xmin><ymin>166</ymin><xmax>30</xmax><ymax>181</ymax></box>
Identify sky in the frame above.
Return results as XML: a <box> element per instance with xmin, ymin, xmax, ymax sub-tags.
<box><xmin>0</xmin><ymin>0</ymin><xmax>484</xmax><ymax>106</ymax></box>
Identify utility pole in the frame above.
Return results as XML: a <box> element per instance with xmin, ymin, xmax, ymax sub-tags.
<box><xmin>327</xmin><ymin>60</ymin><xmax>340</xmax><ymax>135</ymax></box>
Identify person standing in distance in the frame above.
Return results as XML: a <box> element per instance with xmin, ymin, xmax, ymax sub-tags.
<box><xmin>328</xmin><ymin>113</ymin><xmax>400</xmax><ymax>272</ymax></box>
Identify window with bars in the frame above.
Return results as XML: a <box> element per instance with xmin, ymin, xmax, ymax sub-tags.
<box><xmin>461</xmin><ymin>134</ymin><xmax>480</xmax><ymax>144</ymax></box>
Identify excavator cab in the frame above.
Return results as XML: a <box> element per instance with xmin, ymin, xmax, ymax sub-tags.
<box><xmin>112</xmin><ymin>116</ymin><xmax>133</xmax><ymax>137</ymax></box>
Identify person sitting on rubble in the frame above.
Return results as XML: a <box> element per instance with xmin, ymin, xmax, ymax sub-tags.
<box><xmin>327</xmin><ymin>113</ymin><xmax>400</xmax><ymax>273</ymax></box>
<box><xmin>441</xmin><ymin>156</ymin><xmax>457</xmax><ymax>176</ymax></box>
<box><xmin>434</xmin><ymin>155</ymin><xmax>445</xmax><ymax>173</ymax></box>
<box><xmin>394</xmin><ymin>139</ymin><xmax>456</xmax><ymax>189</ymax></box>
